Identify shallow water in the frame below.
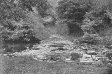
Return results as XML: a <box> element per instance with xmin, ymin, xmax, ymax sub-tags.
<box><xmin>3</xmin><ymin>43</ymin><xmax>35</xmax><ymax>53</ymax></box>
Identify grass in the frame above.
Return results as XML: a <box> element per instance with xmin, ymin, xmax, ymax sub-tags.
<box><xmin>0</xmin><ymin>54</ymin><xmax>108</xmax><ymax>74</ymax></box>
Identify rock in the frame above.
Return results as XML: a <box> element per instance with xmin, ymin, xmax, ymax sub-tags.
<box><xmin>8</xmin><ymin>35</ymin><xmax>75</xmax><ymax>62</ymax></box>
<box><xmin>80</xmin><ymin>53</ymin><xmax>94</xmax><ymax>63</ymax></box>
<box><xmin>6</xmin><ymin>34</ymin><xmax>110</xmax><ymax>65</ymax></box>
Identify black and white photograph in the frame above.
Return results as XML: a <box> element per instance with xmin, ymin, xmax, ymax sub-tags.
<box><xmin>0</xmin><ymin>0</ymin><xmax>112</xmax><ymax>74</ymax></box>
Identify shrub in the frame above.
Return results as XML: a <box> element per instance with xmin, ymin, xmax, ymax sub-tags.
<box><xmin>56</xmin><ymin>0</ymin><xmax>92</xmax><ymax>36</ymax></box>
<box><xmin>70</xmin><ymin>52</ymin><xmax>81</xmax><ymax>61</ymax></box>
<box><xmin>46</xmin><ymin>54</ymin><xmax>61</xmax><ymax>61</ymax></box>
<box><xmin>0</xmin><ymin>0</ymin><xmax>51</xmax><ymax>43</ymax></box>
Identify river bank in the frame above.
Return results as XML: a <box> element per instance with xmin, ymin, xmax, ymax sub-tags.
<box><xmin>0</xmin><ymin>54</ymin><xmax>108</xmax><ymax>74</ymax></box>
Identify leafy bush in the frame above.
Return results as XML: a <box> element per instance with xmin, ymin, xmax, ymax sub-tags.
<box><xmin>77</xmin><ymin>34</ymin><xmax>102</xmax><ymax>45</ymax></box>
<box><xmin>0</xmin><ymin>0</ymin><xmax>51</xmax><ymax>43</ymax></box>
<box><xmin>56</xmin><ymin>0</ymin><xmax>92</xmax><ymax>36</ymax></box>
<box><xmin>70</xmin><ymin>52</ymin><xmax>81</xmax><ymax>61</ymax></box>
<box><xmin>19</xmin><ymin>0</ymin><xmax>51</xmax><ymax>17</ymax></box>
<box><xmin>56</xmin><ymin>0</ymin><xmax>91</xmax><ymax>22</ymax></box>
<box><xmin>46</xmin><ymin>54</ymin><xmax>61</xmax><ymax>61</ymax></box>
<box><xmin>105</xmin><ymin>52</ymin><xmax>112</xmax><ymax>60</ymax></box>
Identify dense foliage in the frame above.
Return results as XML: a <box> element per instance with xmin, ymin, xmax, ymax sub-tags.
<box><xmin>1</xmin><ymin>0</ymin><xmax>112</xmax><ymax>55</ymax></box>
<box><xmin>56</xmin><ymin>0</ymin><xmax>112</xmax><ymax>45</ymax></box>
<box><xmin>57</xmin><ymin>0</ymin><xmax>91</xmax><ymax>23</ymax></box>
<box><xmin>0</xmin><ymin>0</ymin><xmax>51</xmax><ymax>43</ymax></box>
<box><xmin>56</xmin><ymin>0</ymin><xmax>93</xmax><ymax>37</ymax></box>
<box><xmin>19</xmin><ymin>0</ymin><xmax>51</xmax><ymax>17</ymax></box>
<box><xmin>1</xmin><ymin>0</ymin><xmax>112</xmax><ymax>44</ymax></box>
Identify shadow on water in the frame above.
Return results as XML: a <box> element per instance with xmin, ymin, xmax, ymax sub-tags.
<box><xmin>2</xmin><ymin>43</ymin><xmax>36</xmax><ymax>54</ymax></box>
<box><xmin>1</xmin><ymin>36</ymin><xmax>41</xmax><ymax>53</ymax></box>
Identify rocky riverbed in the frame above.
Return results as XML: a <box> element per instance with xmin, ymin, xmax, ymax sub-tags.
<box><xmin>1</xmin><ymin>35</ymin><xmax>112</xmax><ymax>74</ymax></box>
<box><xmin>6</xmin><ymin>35</ymin><xmax>112</xmax><ymax>65</ymax></box>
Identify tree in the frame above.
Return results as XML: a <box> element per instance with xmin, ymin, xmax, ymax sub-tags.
<box><xmin>0</xmin><ymin>0</ymin><xmax>52</xmax><ymax>43</ymax></box>
<box><xmin>19</xmin><ymin>0</ymin><xmax>51</xmax><ymax>17</ymax></box>
<box><xmin>56</xmin><ymin>0</ymin><xmax>92</xmax><ymax>37</ymax></box>
<box><xmin>56</xmin><ymin>0</ymin><xmax>91</xmax><ymax>23</ymax></box>
<box><xmin>85</xmin><ymin>8</ymin><xmax>112</xmax><ymax>35</ymax></box>
<box><xmin>70</xmin><ymin>52</ymin><xmax>81</xmax><ymax>61</ymax></box>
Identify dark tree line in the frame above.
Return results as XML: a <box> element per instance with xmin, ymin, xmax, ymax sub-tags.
<box><xmin>56</xmin><ymin>0</ymin><xmax>112</xmax><ymax>45</ymax></box>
